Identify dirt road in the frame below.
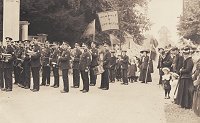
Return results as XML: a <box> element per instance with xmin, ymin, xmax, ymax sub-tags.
<box><xmin>0</xmin><ymin>75</ymin><xmax>166</xmax><ymax>123</ymax></box>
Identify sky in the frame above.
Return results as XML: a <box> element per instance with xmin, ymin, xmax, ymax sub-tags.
<box><xmin>147</xmin><ymin>0</ymin><xmax>183</xmax><ymax>43</ymax></box>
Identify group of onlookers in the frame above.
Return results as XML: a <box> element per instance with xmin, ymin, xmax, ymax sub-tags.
<box><xmin>157</xmin><ymin>44</ymin><xmax>200</xmax><ymax>117</ymax></box>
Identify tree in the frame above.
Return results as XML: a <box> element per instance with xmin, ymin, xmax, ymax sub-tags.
<box><xmin>0</xmin><ymin>1</ymin><xmax>3</xmax><ymax>40</ymax></box>
<box><xmin>0</xmin><ymin>0</ymin><xmax>151</xmax><ymax>45</ymax></box>
<box><xmin>177</xmin><ymin>8</ymin><xmax>200</xmax><ymax>44</ymax></box>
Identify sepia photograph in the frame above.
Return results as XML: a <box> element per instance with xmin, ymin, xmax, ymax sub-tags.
<box><xmin>0</xmin><ymin>0</ymin><xmax>200</xmax><ymax>123</ymax></box>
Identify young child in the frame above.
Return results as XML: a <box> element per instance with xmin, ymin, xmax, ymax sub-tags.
<box><xmin>128</xmin><ymin>59</ymin><xmax>137</xmax><ymax>83</ymax></box>
<box><xmin>162</xmin><ymin>67</ymin><xmax>172</xmax><ymax>99</ymax></box>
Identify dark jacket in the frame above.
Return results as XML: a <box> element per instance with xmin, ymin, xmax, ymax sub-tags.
<box><xmin>30</xmin><ymin>45</ymin><xmax>41</xmax><ymax>68</ymax></box>
<box><xmin>22</xmin><ymin>55</ymin><xmax>31</xmax><ymax>68</ymax></box>
<box><xmin>180</xmin><ymin>57</ymin><xmax>194</xmax><ymax>79</ymax></box>
<box><xmin>59</xmin><ymin>50</ymin><xmax>71</xmax><ymax>70</ymax></box>
<box><xmin>0</xmin><ymin>47</ymin><xmax>4</xmax><ymax>68</ymax></box>
<box><xmin>103</xmin><ymin>50</ymin><xmax>111</xmax><ymax>69</ymax></box>
<box><xmin>42</xmin><ymin>47</ymin><xmax>51</xmax><ymax>66</ymax></box>
<box><xmin>140</xmin><ymin>56</ymin><xmax>149</xmax><ymax>70</ymax></box>
<box><xmin>79</xmin><ymin>50</ymin><xmax>91</xmax><ymax>71</ymax></box>
<box><xmin>72</xmin><ymin>48</ymin><xmax>82</xmax><ymax>69</ymax></box>
<box><xmin>50</xmin><ymin>49</ymin><xmax>60</xmax><ymax>68</ymax></box>
<box><xmin>121</xmin><ymin>55</ymin><xmax>129</xmax><ymax>70</ymax></box>
<box><xmin>157</xmin><ymin>55</ymin><xmax>164</xmax><ymax>69</ymax></box>
<box><xmin>172</xmin><ymin>54</ymin><xmax>184</xmax><ymax>74</ymax></box>
<box><xmin>90</xmin><ymin>48</ymin><xmax>99</xmax><ymax>68</ymax></box>
<box><xmin>162</xmin><ymin>52</ymin><xmax>173</xmax><ymax>70</ymax></box>
<box><xmin>3</xmin><ymin>45</ymin><xmax>15</xmax><ymax>69</ymax></box>
<box><xmin>110</xmin><ymin>56</ymin><xmax>117</xmax><ymax>70</ymax></box>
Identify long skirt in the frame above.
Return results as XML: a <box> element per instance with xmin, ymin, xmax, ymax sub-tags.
<box><xmin>139</xmin><ymin>69</ymin><xmax>152</xmax><ymax>83</ymax></box>
<box><xmin>192</xmin><ymin>87</ymin><xmax>200</xmax><ymax>117</ymax></box>
<box><xmin>175</xmin><ymin>78</ymin><xmax>194</xmax><ymax>109</ymax></box>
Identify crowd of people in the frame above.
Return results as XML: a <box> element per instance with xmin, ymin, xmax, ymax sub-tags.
<box><xmin>0</xmin><ymin>37</ymin><xmax>154</xmax><ymax>93</ymax></box>
<box><xmin>0</xmin><ymin>36</ymin><xmax>200</xmax><ymax>117</ymax></box>
<box><xmin>157</xmin><ymin>45</ymin><xmax>200</xmax><ymax>117</ymax></box>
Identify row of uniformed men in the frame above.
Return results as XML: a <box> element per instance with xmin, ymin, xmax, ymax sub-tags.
<box><xmin>0</xmin><ymin>37</ymin><xmax>130</xmax><ymax>93</ymax></box>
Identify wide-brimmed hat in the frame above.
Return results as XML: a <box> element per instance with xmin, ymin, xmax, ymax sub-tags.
<box><xmin>140</xmin><ymin>49</ymin><xmax>150</xmax><ymax>53</ymax></box>
<box><xmin>122</xmin><ymin>50</ymin><xmax>127</xmax><ymax>52</ymax></box>
<box><xmin>171</xmin><ymin>46</ymin><xmax>179</xmax><ymax>51</ymax></box>
<box><xmin>158</xmin><ymin>47</ymin><xmax>164</xmax><ymax>51</ymax></box>
<box><xmin>110</xmin><ymin>50</ymin><xmax>115</xmax><ymax>53</ymax></box>
<box><xmin>162</xmin><ymin>67</ymin><xmax>170</xmax><ymax>72</ymax></box>
<box><xmin>182</xmin><ymin>46</ymin><xmax>191</xmax><ymax>54</ymax></box>
<box><xmin>5</xmin><ymin>37</ymin><xmax>12</xmax><ymax>40</ymax></box>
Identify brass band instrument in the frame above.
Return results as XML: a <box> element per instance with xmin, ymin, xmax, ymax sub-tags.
<box><xmin>2</xmin><ymin>53</ymin><xmax>12</xmax><ymax>62</ymax></box>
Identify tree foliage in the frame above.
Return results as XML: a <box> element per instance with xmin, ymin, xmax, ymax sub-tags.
<box><xmin>0</xmin><ymin>1</ymin><xmax>3</xmax><ymax>40</ymax></box>
<box><xmin>177</xmin><ymin>8</ymin><xmax>200</xmax><ymax>44</ymax></box>
<box><xmin>0</xmin><ymin>0</ymin><xmax>151</xmax><ymax>45</ymax></box>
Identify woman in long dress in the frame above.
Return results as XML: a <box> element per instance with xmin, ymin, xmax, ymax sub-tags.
<box><xmin>192</xmin><ymin>59</ymin><xmax>200</xmax><ymax>116</ymax></box>
<box><xmin>139</xmin><ymin>50</ymin><xmax>152</xmax><ymax>83</ymax></box>
<box><xmin>175</xmin><ymin>47</ymin><xmax>194</xmax><ymax>109</ymax></box>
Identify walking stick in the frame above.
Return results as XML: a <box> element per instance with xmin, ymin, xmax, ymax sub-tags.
<box><xmin>145</xmin><ymin>46</ymin><xmax>152</xmax><ymax>84</ymax></box>
<box><xmin>174</xmin><ymin>72</ymin><xmax>181</xmax><ymax>96</ymax></box>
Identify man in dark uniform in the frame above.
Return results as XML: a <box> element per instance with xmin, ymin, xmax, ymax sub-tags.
<box><xmin>12</xmin><ymin>41</ymin><xmax>19</xmax><ymax>85</ymax></box>
<box><xmin>3</xmin><ymin>37</ymin><xmax>15</xmax><ymax>92</ymax></box>
<box><xmin>162</xmin><ymin>46</ymin><xmax>173</xmax><ymax>70</ymax></box>
<box><xmin>72</xmin><ymin>43</ymin><xmax>82</xmax><ymax>88</ymax></box>
<box><xmin>30</xmin><ymin>41</ymin><xmax>41</xmax><ymax>92</ymax></box>
<box><xmin>116</xmin><ymin>54</ymin><xmax>122</xmax><ymax>82</ymax></box>
<box><xmin>79</xmin><ymin>43</ymin><xmax>91</xmax><ymax>93</ymax></box>
<box><xmin>109</xmin><ymin>50</ymin><xmax>116</xmax><ymax>83</ymax></box>
<box><xmin>171</xmin><ymin>47</ymin><xmax>184</xmax><ymax>75</ymax></box>
<box><xmin>59</xmin><ymin>42</ymin><xmax>71</xmax><ymax>93</ymax></box>
<box><xmin>14</xmin><ymin>41</ymin><xmax>24</xmax><ymax>87</ymax></box>
<box><xmin>50</xmin><ymin>45</ymin><xmax>60</xmax><ymax>88</ymax></box>
<box><xmin>100</xmin><ymin>43</ymin><xmax>111</xmax><ymax>90</ymax></box>
<box><xmin>0</xmin><ymin>42</ymin><xmax>5</xmax><ymax>91</ymax></box>
<box><xmin>89</xmin><ymin>41</ymin><xmax>99</xmax><ymax>86</ymax></box>
<box><xmin>121</xmin><ymin>50</ymin><xmax>129</xmax><ymax>85</ymax></box>
<box><xmin>41</xmin><ymin>41</ymin><xmax>51</xmax><ymax>86</ymax></box>
<box><xmin>157</xmin><ymin>48</ymin><xmax>165</xmax><ymax>85</ymax></box>
<box><xmin>22</xmin><ymin>41</ymin><xmax>31</xmax><ymax>89</ymax></box>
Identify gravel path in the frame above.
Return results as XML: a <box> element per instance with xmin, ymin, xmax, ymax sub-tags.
<box><xmin>164</xmin><ymin>102</ymin><xmax>200</xmax><ymax>123</ymax></box>
<box><xmin>0</xmin><ymin>75</ymin><xmax>166</xmax><ymax>123</ymax></box>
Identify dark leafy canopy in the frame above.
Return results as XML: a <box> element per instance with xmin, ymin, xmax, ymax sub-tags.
<box><xmin>0</xmin><ymin>0</ymin><xmax>3</xmax><ymax>40</ymax></box>
<box><xmin>0</xmin><ymin>0</ymin><xmax>150</xmax><ymax>45</ymax></box>
<box><xmin>177</xmin><ymin>9</ymin><xmax>200</xmax><ymax>44</ymax></box>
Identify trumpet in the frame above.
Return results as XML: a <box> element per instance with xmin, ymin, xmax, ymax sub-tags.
<box><xmin>2</xmin><ymin>53</ymin><xmax>12</xmax><ymax>62</ymax></box>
